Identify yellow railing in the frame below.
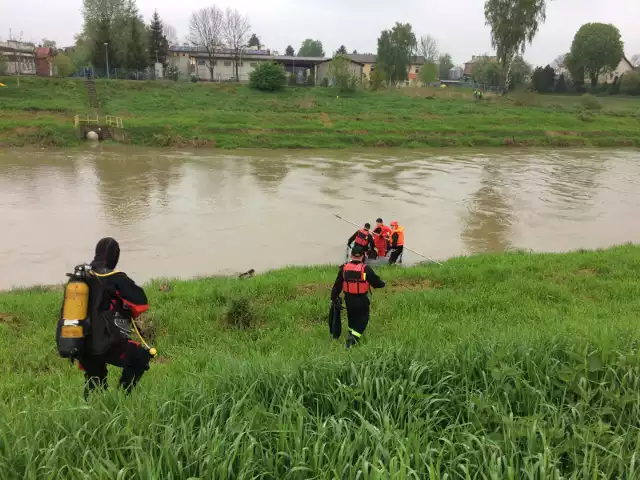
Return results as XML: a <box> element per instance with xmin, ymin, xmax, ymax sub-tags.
<box><xmin>74</xmin><ymin>114</ymin><xmax>99</xmax><ymax>128</ymax></box>
<box><xmin>74</xmin><ymin>114</ymin><xmax>124</xmax><ymax>129</ymax></box>
<box><xmin>105</xmin><ymin>115</ymin><xmax>123</xmax><ymax>128</ymax></box>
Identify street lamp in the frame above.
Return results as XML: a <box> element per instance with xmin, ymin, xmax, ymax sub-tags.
<box><xmin>104</xmin><ymin>42</ymin><xmax>110</xmax><ymax>79</ymax></box>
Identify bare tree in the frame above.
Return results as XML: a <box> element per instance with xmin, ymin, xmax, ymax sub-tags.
<box><xmin>164</xmin><ymin>24</ymin><xmax>179</xmax><ymax>46</ymax></box>
<box><xmin>632</xmin><ymin>54</ymin><xmax>640</xmax><ymax>68</ymax></box>
<box><xmin>8</xmin><ymin>31</ymin><xmax>26</xmax><ymax>87</ymax></box>
<box><xmin>223</xmin><ymin>7</ymin><xmax>251</xmax><ymax>81</ymax></box>
<box><xmin>418</xmin><ymin>34</ymin><xmax>438</xmax><ymax>63</ymax></box>
<box><xmin>552</xmin><ymin>53</ymin><xmax>567</xmax><ymax>71</ymax></box>
<box><xmin>189</xmin><ymin>5</ymin><xmax>224</xmax><ymax>81</ymax></box>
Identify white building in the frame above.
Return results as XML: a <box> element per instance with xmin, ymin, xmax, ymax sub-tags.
<box><xmin>170</xmin><ymin>47</ymin><xmax>275</xmax><ymax>82</ymax></box>
<box><xmin>598</xmin><ymin>56</ymin><xmax>634</xmax><ymax>83</ymax></box>
<box><xmin>0</xmin><ymin>40</ymin><xmax>36</xmax><ymax>75</ymax></box>
<box><xmin>169</xmin><ymin>46</ymin><xmax>327</xmax><ymax>83</ymax></box>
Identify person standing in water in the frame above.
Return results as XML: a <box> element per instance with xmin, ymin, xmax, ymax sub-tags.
<box><xmin>372</xmin><ymin>218</ymin><xmax>392</xmax><ymax>258</ymax></box>
<box><xmin>388</xmin><ymin>221</ymin><xmax>405</xmax><ymax>265</ymax></box>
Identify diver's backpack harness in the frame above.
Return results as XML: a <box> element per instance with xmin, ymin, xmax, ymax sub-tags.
<box><xmin>56</xmin><ymin>265</ymin><xmax>157</xmax><ymax>360</ymax></box>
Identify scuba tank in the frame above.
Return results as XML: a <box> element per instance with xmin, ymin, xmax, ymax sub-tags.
<box><xmin>56</xmin><ymin>264</ymin><xmax>91</xmax><ymax>358</ymax></box>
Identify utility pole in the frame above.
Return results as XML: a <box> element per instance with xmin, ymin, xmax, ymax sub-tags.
<box><xmin>104</xmin><ymin>42</ymin><xmax>109</xmax><ymax>79</ymax></box>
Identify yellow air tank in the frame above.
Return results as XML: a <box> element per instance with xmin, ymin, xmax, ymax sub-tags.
<box><xmin>57</xmin><ymin>271</ymin><xmax>90</xmax><ymax>358</ymax></box>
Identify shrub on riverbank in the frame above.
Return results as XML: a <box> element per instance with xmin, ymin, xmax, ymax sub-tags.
<box><xmin>1</xmin><ymin>76</ymin><xmax>640</xmax><ymax>148</ymax></box>
<box><xmin>248</xmin><ymin>61</ymin><xmax>286</xmax><ymax>91</ymax></box>
<box><xmin>1</xmin><ymin>245</ymin><xmax>640</xmax><ymax>477</ymax></box>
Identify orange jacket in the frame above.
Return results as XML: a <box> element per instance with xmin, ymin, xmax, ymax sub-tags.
<box><xmin>390</xmin><ymin>226</ymin><xmax>404</xmax><ymax>247</ymax></box>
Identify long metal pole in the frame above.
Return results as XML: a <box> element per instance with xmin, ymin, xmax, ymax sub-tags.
<box><xmin>334</xmin><ymin>213</ymin><xmax>443</xmax><ymax>265</ymax></box>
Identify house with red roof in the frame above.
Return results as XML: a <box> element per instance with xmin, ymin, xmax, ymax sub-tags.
<box><xmin>35</xmin><ymin>47</ymin><xmax>54</xmax><ymax>76</ymax></box>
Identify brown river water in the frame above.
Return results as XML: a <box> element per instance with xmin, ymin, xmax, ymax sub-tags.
<box><xmin>1</xmin><ymin>147</ymin><xmax>639</xmax><ymax>290</ymax></box>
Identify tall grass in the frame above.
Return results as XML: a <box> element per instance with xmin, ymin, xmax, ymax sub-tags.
<box><xmin>1</xmin><ymin>76</ymin><xmax>640</xmax><ymax>148</ymax></box>
<box><xmin>1</xmin><ymin>245</ymin><xmax>640</xmax><ymax>477</ymax></box>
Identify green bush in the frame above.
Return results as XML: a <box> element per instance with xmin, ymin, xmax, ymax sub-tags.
<box><xmin>190</xmin><ymin>75</ymin><xmax>199</xmax><ymax>83</ymax></box>
<box><xmin>580</xmin><ymin>94</ymin><xmax>602</xmax><ymax>110</ymax></box>
<box><xmin>579</xmin><ymin>111</ymin><xmax>594</xmax><ymax>122</ymax></box>
<box><xmin>165</xmin><ymin>63</ymin><xmax>180</xmax><ymax>81</ymax></box>
<box><xmin>368</xmin><ymin>69</ymin><xmax>386</xmax><ymax>91</ymax></box>
<box><xmin>620</xmin><ymin>72</ymin><xmax>640</xmax><ymax>96</ymax></box>
<box><xmin>288</xmin><ymin>72</ymin><xmax>297</xmax><ymax>86</ymax></box>
<box><xmin>248</xmin><ymin>62</ymin><xmax>286</xmax><ymax>91</ymax></box>
<box><xmin>53</xmin><ymin>54</ymin><xmax>75</xmax><ymax>78</ymax></box>
<box><xmin>320</xmin><ymin>77</ymin><xmax>329</xmax><ymax>87</ymax></box>
<box><xmin>328</xmin><ymin>54</ymin><xmax>359</xmax><ymax>93</ymax></box>
<box><xmin>223</xmin><ymin>297</ymin><xmax>256</xmax><ymax>329</ymax></box>
<box><xmin>306</xmin><ymin>72</ymin><xmax>315</xmax><ymax>86</ymax></box>
<box><xmin>0</xmin><ymin>56</ymin><xmax>6</xmax><ymax>75</ymax></box>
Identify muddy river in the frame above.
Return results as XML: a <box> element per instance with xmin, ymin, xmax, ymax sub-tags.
<box><xmin>1</xmin><ymin>147</ymin><xmax>639</xmax><ymax>289</ymax></box>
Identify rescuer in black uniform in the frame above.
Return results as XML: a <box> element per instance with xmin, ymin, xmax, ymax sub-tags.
<box><xmin>78</xmin><ymin>237</ymin><xmax>152</xmax><ymax>398</ymax></box>
<box><xmin>347</xmin><ymin>223</ymin><xmax>375</xmax><ymax>252</ymax></box>
<box><xmin>330</xmin><ymin>245</ymin><xmax>386</xmax><ymax>349</ymax></box>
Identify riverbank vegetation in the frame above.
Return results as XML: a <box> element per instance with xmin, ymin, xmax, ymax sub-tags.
<box><xmin>1</xmin><ymin>76</ymin><xmax>640</xmax><ymax>148</ymax></box>
<box><xmin>1</xmin><ymin>245</ymin><xmax>640</xmax><ymax>477</ymax></box>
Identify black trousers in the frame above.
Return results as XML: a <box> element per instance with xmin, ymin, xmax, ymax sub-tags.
<box><xmin>345</xmin><ymin>294</ymin><xmax>370</xmax><ymax>340</ymax></box>
<box><xmin>389</xmin><ymin>246</ymin><xmax>404</xmax><ymax>265</ymax></box>
<box><xmin>78</xmin><ymin>340</ymin><xmax>150</xmax><ymax>398</ymax></box>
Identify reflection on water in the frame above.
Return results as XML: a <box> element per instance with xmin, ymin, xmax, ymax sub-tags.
<box><xmin>1</xmin><ymin>147</ymin><xmax>639</xmax><ymax>289</ymax></box>
<box><xmin>461</xmin><ymin>159</ymin><xmax>514</xmax><ymax>253</ymax></box>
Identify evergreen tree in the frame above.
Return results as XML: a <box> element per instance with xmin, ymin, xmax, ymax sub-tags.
<box><xmin>126</xmin><ymin>16</ymin><xmax>148</xmax><ymax>72</ymax></box>
<box><xmin>149</xmin><ymin>10</ymin><xmax>169</xmax><ymax>65</ymax></box>
<box><xmin>248</xmin><ymin>33</ymin><xmax>261</xmax><ymax>49</ymax></box>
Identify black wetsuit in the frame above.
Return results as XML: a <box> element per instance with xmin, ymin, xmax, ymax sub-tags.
<box><xmin>331</xmin><ymin>260</ymin><xmax>385</xmax><ymax>344</ymax></box>
<box><xmin>389</xmin><ymin>232</ymin><xmax>404</xmax><ymax>265</ymax></box>
<box><xmin>78</xmin><ymin>237</ymin><xmax>151</xmax><ymax>398</ymax></box>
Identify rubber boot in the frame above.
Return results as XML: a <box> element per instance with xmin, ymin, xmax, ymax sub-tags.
<box><xmin>346</xmin><ymin>333</ymin><xmax>358</xmax><ymax>350</ymax></box>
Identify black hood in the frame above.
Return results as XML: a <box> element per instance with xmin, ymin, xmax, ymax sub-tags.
<box><xmin>91</xmin><ymin>237</ymin><xmax>120</xmax><ymax>271</ymax></box>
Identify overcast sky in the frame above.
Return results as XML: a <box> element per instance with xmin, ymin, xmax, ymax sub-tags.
<box><xmin>1</xmin><ymin>0</ymin><xmax>639</xmax><ymax>65</ymax></box>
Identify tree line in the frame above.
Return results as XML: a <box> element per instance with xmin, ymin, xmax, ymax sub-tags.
<box><xmin>483</xmin><ymin>0</ymin><xmax>638</xmax><ymax>95</ymax></box>
<box><xmin>70</xmin><ymin>0</ymin><xmax>175</xmax><ymax>77</ymax></box>
<box><xmin>530</xmin><ymin>23</ymin><xmax>639</xmax><ymax>96</ymax></box>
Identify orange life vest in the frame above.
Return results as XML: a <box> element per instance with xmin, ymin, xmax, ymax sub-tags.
<box><xmin>391</xmin><ymin>226</ymin><xmax>405</xmax><ymax>246</ymax></box>
<box><xmin>354</xmin><ymin>229</ymin><xmax>370</xmax><ymax>247</ymax></box>
<box><xmin>342</xmin><ymin>262</ymin><xmax>369</xmax><ymax>295</ymax></box>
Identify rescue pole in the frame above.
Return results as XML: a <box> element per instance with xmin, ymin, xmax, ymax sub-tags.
<box><xmin>334</xmin><ymin>213</ymin><xmax>443</xmax><ymax>265</ymax></box>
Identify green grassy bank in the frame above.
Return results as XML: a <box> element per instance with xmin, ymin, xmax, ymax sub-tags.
<box><xmin>1</xmin><ymin>76</ymin><xmax>640</xmax><ymax>148</ymax></box>
<box><xmin>1</xmin><ymin>245</ymin><xmax>640</xmax><ymax>478</ymax></box>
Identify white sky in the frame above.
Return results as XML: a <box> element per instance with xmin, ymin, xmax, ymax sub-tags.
<box><xmin>1</xmin><ymin>0</ymin><xmax>639</xmax><ymax>66</ymax></box>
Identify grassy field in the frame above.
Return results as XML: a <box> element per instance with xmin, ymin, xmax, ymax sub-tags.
<box><xmin>1</xmin><ymin>245</ymin><xmax>640</xmax><ymax>478</ymax></box>
<box><xmin>0</xmin><ymin>75</ymin><xmax>639</xmax><ymax>148</ymax></box>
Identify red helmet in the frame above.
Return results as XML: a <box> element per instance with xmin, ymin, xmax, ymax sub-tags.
<box><xmin>390</xmin><ymin>220</ymin><xmax>399</xmax><ymax>227</ymax></box>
